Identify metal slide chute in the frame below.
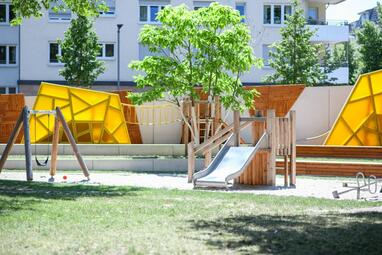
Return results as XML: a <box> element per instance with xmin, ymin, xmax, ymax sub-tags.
<box><xmin>193</xmin><ymin>133</ymin><xmax>268</xmax><ymax>188</ymax></box>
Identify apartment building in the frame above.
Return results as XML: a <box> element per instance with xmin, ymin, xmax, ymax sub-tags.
<box><xmin>0</xmin><ymin>0</ymin><xmax>19</xmax><ymax>94</ymax></box>
<box><xmin>0</xmin><ymin>0</ymin><xmax>349</xmax><ymax>95</ymax></box>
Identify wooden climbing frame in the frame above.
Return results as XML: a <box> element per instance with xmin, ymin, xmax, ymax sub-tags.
<box><xmin>0</xmin><ymin>106</ymin><xmax>89</xmax><ymax>181</ymax></box>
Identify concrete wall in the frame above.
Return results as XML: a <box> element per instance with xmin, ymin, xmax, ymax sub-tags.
<box><xmin>291</xmin><ymin>85</ymin><xmax>352</xmax><ymax>145</ymax></box>
<box><xmin>24</xmin><ymin>85</ymin><xmax>353</xmax><ymax>145</ymax></box>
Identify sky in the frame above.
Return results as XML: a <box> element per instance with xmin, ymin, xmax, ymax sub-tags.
<box><xmin>326</xmin><ymin>0</ymin><xmax>378</xmax><ymax>22</ymax></box>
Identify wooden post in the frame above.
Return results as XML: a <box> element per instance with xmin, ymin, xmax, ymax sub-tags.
<box><xmin>23</xmin><ymin>106</ymin><xmax>33</xmax><ymax>181</ymax></box>
<box><xmin>204</xmin><ymin>150</ymin><xmax>212</xmax><ymax>168</ymax></box>
<box><xmin>290</xmin><ymin>110</ymin><xmax>297</xmax><ymax>186</ymax></box>
<box><xmin>284</xmin><ymin>155</ymin><xmax>289</xmax><ymax>186</ymax></box>
<box><xmin>187</xmin><ymin>142</ymin><xmax>195</xmax><ymax>183</ymax></box>
<box><xmin>214</xmin><ymin>96</ymin><xmax>221</xmax><ymax>135</ymax></box>
<box><xmin>233</xmin><ymin>110</ymin><xmax>240</xmax><ymax>147</ymax></box>
<box><xmin>56</xmin><ymin>107</ymin><xmax>90</xmax><ymax>178</ymax></box>
<box><xmin>266</xmin><ymin>109</ymin><xmax>276</xmax><ymax>186</ymax></box>
<box><xmin>49</xmin><ymin>114</ymin><xmax>60</xmax><ymax>177</ymax></box>
<box><xmin>0</xmin><ymin>106</ymin><xmax>25</xmax><ymax>172</ymax></box>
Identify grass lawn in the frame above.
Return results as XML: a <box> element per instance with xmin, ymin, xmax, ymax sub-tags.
<box><xmin>0</xmin><ymin>180</ymin><xmax>381</xmax><ymax>255</ymax></box>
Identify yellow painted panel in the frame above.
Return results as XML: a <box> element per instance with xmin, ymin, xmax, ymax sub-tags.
<box><xmin>349</xmin><ymin>76</ymin><xmax>370</xmax><ymax>102</ymax></box>
<box><xmin>40</xmin><ymin>83</ymin><xmax>69</xmax><ymax>99</ymax></box>
<box><xmin>30</xmin><ymin>82</ymin><xmax>131</xmax><ymax>144</ymax></box>
<box><xmin>374</xmin><ymin>94</ymin><xmax>382</xmax><ymax>115</ymax></box>
<box><xmin>370</xmin><ymin>72</ymin><xmax>382</xmax><ymax>95</ymax></box>
<box><xmin>341</xmin><ymin>100</ymin><xmax>372</xmax><ymax>131</ymax></box>
<box><xmin>325</xmin><ymin>70</ymin><xmax>382</xmax><ymax>146</ymax></box>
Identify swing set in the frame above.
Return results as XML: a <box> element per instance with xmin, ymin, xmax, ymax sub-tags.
<box><xmin>0</xmin><ymin>106</ymin><xmax>89</xmax><ymax>181</ymax></box>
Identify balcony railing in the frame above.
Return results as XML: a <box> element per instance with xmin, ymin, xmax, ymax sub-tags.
<box><xmin>307</xmin><ymin>19</ymin><xmax>349</xmax><ymax>26</ymax></box>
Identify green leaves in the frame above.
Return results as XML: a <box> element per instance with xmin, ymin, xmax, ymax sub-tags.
<box><xmin>265</xmin><ymin>0</ymin><xmax>322</xmax><ymax>86</ymax></box>
<box><xmin>9</xmin><ymin>0</ymin><xmax>107</xmax><ymax>25</ymax></box>
<box><xmin>59</xmin><ymin>15</ymin><xmax>105</xmax><ymax>87</ymax></box>
<box><xmin>129</xmin><ymin>3</ymin><xmax>262</xmax><ymax>111</ymax></box>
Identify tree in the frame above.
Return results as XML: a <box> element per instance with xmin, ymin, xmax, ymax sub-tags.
<box><xmin>356</xmin><ymin>2</ymin><xmax>382</xmax><ymax>74</ymax></box>
<box><xmin>9</xmin><ymin>0</ymin><xmax>106</xmax><ymax>24</ymax></box>
<box><xmin>356</xmin><ymin>21</ymin><xmax>382</xmax><ymax>73</ymax></box>
<box><xmin>321</xmin><ymin>43</ymin><xmax>347</xmax><ymax>84</ymax></box>
<box><xmin>129</xmin><ymin>3</ymin><xmax>262</xmax><ymax>143</ymax></box>
<box><xmin>347</xmin><ymin>42</ymin><xmax>360</xmax><ymax>84</ymax></box>
<box><xmin>265</xmin><ymin>0</ymin><xmax>322</xmax><ymax>86</ymax></box>
<box><xmin>59</xmin><ymin>15</ymin><xmax>105</xmax><ymax>87</ymax></box>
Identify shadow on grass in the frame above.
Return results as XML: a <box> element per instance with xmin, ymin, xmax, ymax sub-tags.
<box><xmin>189</xmin><ymin>212</ymin><xmax>382</xmax><ymax>255</ymax></box>
<box><xmin>0</xmin><ymin>179</ymin><xmax>144</xmax><ymax>200</ymax></box>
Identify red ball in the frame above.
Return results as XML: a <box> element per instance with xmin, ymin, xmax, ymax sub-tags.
<box><xmin>63</xmin><ymin>175</ymin><xmax>67</xmax><ymax>180</ymax></box>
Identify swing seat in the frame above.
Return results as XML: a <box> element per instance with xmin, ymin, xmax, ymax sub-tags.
<box><xmin>35</xmin><ymin>156</ymin><xmax>49</xmax><ymax>167</ymax></box>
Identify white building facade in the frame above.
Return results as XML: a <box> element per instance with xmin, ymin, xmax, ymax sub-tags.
<box><xmin>1</xmin><ymin>0</ymin><xmax>350</xmax><ymax>95</ymax></box>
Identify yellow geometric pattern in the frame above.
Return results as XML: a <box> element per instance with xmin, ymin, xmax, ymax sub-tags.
<box><xmin>325</xmin><ymin>70</ymin><xmax>382</xmax><ymax>146</ymax></box>
<box><xmin>31</xmin><ymin>82</ymin><xmax>131</xmax><ymax>144</ymax></box>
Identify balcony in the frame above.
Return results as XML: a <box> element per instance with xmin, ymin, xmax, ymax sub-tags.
<box><xmin>308</xmin><ymin>19</ymin><xmax>349</xmax><ymax>43</ymax></box>
<box><xmin>307</xmin><ymin>0</ymin><xmax>346</xmax><ymax>4</ymax></box>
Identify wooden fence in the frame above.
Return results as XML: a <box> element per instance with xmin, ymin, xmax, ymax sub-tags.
<box><xmin>0</xmin><ymin>94</ymin><xmax>25</xmax><ymax>143</ymax></box>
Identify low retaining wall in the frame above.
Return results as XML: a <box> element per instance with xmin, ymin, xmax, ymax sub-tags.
<box><xmin>276</xmin><ymin>160</ymin><xmax>382</xmax><ymax>177</ymax></box>
<box><xmin>0</xmin><ymin>144</ymin><xmax>186</xmax><ymax>156</ymax></box>
<box><xmin>297</xmin><ymin>145</ymin><xmax>382</xmax><ymax>159</ymax></box>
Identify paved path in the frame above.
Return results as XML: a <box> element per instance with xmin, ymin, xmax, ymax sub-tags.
<box><xmin>1</xmin><ymin>170</ymin><xmax>381</xmax><ymax>201</ymax></box>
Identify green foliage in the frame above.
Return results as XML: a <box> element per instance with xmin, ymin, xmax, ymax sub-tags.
<box><xmin>265</xmin><ymin>0</ymin><xmax>322</xmax><ymax>86</ymax></box>
<box><xmin>129</xmin><ymin>3</ymin><xmax>262</xmax><ymax>111</ymax></box>
<box><xmin>347</xmin><ymin>42</ymin><xmax>360</xmax><ymax>84</ymax></box>
<box><xmin>59</xmin><ymin>15</ymin><xmax>105</xmax><ymax>87</ymax></box>
<box><xmin>356</xmin><ymin>20</ymin><xmax>382</xmax><ymax>73</ymax></box>
<box><xmin>354</xmin><ymin>2</ymin><xmax>382</xmax><ymax>75</ymax></box>
<box><xmin>321</xmin><ymin>44</ymin><xmax>347</xmax><ymax>84</ymax></box>
<box><xmin>9</xmin><ymin>0</ymin><xmax>107</xmax><ymax>25</ymax></box>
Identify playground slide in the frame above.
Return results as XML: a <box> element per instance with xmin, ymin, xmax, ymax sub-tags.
<box><xmin>193</xmin><ymin>133</ymin><xmax>268</xmax><ymax>188</ymax></box>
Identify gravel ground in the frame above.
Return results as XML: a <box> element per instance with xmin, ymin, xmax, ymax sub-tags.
<box><xmin>1</xmin><ymin>170</ymin><xmax>381</xmax><ymax>201</ymax></box>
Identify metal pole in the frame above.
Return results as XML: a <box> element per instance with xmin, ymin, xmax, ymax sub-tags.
<box><xmin>117</xmin><ymin>24</ymin><xmax>123</xmax><ymax>90</ymax></box>
<box><xmin>23</xmin><ymin>107</ymin><xmax>33</xmax><ymax>181</ymax></box>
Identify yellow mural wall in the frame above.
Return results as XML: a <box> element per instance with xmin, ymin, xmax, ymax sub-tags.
<box><xmin>325</xmin><ymin>70</ymin><xmax>382</xmax><ymax>146</ymax></box>
<box><xmin>31</xmin><ymin>82</ymin><xmax>131</xmax><ymax>144</ymax></box>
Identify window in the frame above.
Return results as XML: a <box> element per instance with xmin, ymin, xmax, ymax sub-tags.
<box><xmin>308</xmin><ymin>7</ymin><xmax>318</xmax><ymax>21</ymax></box>
<box><xmin>140</xmin><ymin>6</ymin><xmax>148</xmax><ymax>22</ymax></box>
<box><xmin>100</xmin><ymin>0</ymin><xmax>116</xmax><ymax>16</ymax></box>
<box><xmin>284</xmin><ymin>5</ymin><xmax>292</xmax><ymax>21</ymax></box>
<box><xmin>262</xmin><ymin>44</ymin><xmax>274</xmax><ymax>66</ymax></box>
<box><xmin>263</xmin><ymin>4</ymin><xmax>292</xmax><ymax>25</ymax></box>
<box><xmin>0</xmin><ymin>3</ymin><xmax>15</xmax><ymax>24</ymax></box>
<box><xmin>194</xmin><ymin>1</ymin><xmax>213</xmax><ymax>10</ymax></box>
<box><xmin>49</xmin><ymin>43</ymin><xmax>62</xmax><ymax>63</ymax></box>
<box><xmin>274</xmin><ymin>5</ymin><xmax>281</xmax><ymax>24</ymax></box>
<box><xmin>0</xmin><ymin>87</ymin><xmax>17</xmax><ymax>94</ymax></box>
<box><xmin>9</xmin><ymin>4</ymin><xmax>15</xmax><ymax>21</ymax></box>
<box><xmin>235</xmin><ymin>3</ymin><xmax>246</xmax><ymax>22</ymax></box>
<box><xmin>139</xmin><ymin>1</ymin><xmax>169</xmax><ymax>23</ymax></box>
<box><xmin>0</xmin><ymin>45</ymin><xmax>17</xmax><ymax>65</ymax></box>
<box><xmin>8</xmin><ymin>87</ymin><xmax>16</xmax><ymax>94</ymax></box>
<box><xmin>0</xmin><ymin>4</ymin><xmax>6</xmax><ymax>23</ymax></box>
<box><xmin>98</xmin><ymin>43</ymin><xmax>115</xmax><ymax>59</ymax></box>
<box><xmin>49</xmin><ymin>9</ymin><xmax>71</xmax><ymax>21</ymax></box>
<box><xmin>263</xmin><ymin>5</ymin><xmax>271</xmax><ymax>24</ymax></box>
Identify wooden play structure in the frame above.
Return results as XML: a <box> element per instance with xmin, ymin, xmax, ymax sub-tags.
<box><xmin>186</xmin><ymin>85</ymin><xmax>302</xmax><ymax>187</ymax></box>
<box><xmin>0</xmin><ymin>106</ymin><xmax>89</xmax><ymax>181</ymax></box>
<box><xmin>188</xmin><ymin>109</ymin><xmax>296</xmax><ymax>187</ymax></box>
<box><xmin>0</xmin><ymin>94</ymin><xmax>25</xmax><ymax>143</ymax></box>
